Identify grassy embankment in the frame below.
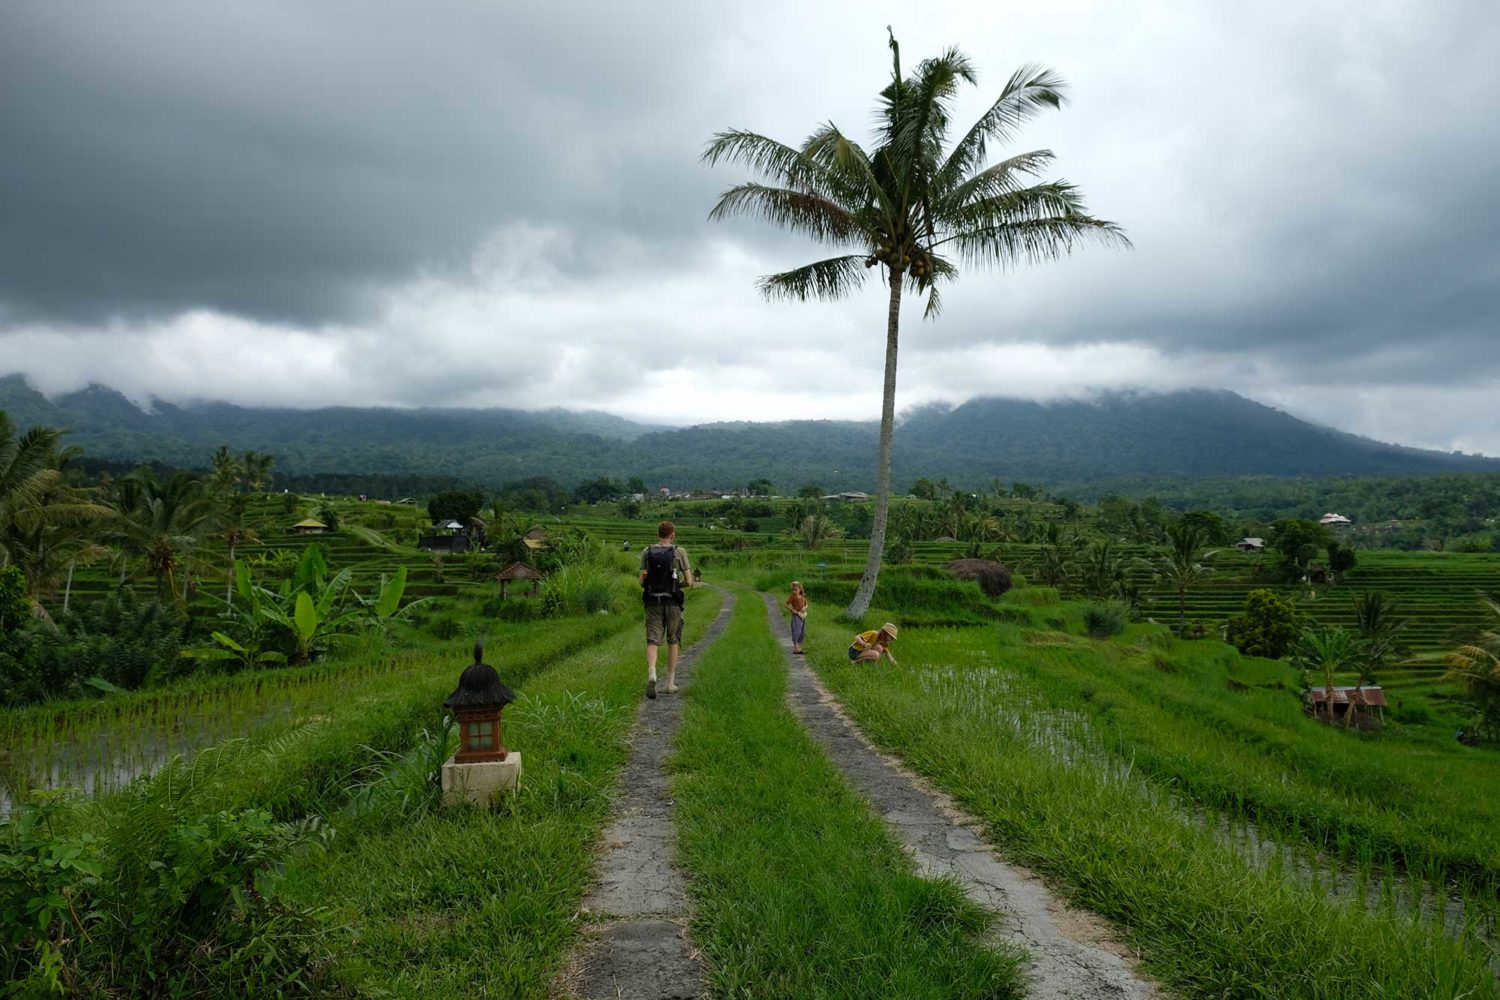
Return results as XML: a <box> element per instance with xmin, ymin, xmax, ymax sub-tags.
<box><xmin>276</xmin><ymin>587</ymin><xmax>722</xmax><ymax>997</ymax></box>
<box><xmin>770</xmin><ymin>570</ymin><xmax>1499</xmax><ymax>997</ymax></box>
<box><xmin>671</xmin><ymin>589</ymin><xmax>1026</xmax><ymax>999</ymax></box>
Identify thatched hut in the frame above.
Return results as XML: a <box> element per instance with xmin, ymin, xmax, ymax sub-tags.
<box><xmin>292</xmin><ymin>517</ymin><xmax>328</xmax><ymax>535</ymax></box>
<box><xmin>496</xmin><ymin>561</ymin><xmax>545</xmax><ymax>600</ymax></box>
<box><xmin>1308</xmin><ymin>686</ymin><xmax>1387</xmax><ymax>730</ymax></box>
<box><xmin>943</xmin><ymin>558</ymin><xmax>1013</xmax><ymax>598</ymax></box>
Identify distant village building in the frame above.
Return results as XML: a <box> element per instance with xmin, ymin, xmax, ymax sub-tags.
<box><xmin>1319</xmin><ymin>513</ymin><xmax>1353</xmax><ymax>529</ymax></box>
<box><xmin>1308</xmin><ymin>686</ymin><xmax>1387</xmax><ymax>729</ymax></box>
<box><xmin>1236</xmin><ymin>537</ymin><xmax>1266</xmax><ymax>551</ymax></box>
<box><xmin>419</xmin><ymin>519</ymin><xmax>471</xmax><ymax>552</ymax></box>
<box><xmin>823</xmin><ymin>491</ymin><xmax>870</xmax><ymax>503</ymax></box>
<box><xmin>292</xmin><ymin>517</ymin><xmax>329</xmax><ymax>535</ymax></box>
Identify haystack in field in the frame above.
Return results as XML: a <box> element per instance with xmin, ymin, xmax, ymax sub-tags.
<box><xmin>943</xmin><ymin>558</ymin><xmax>1013</xmax><ymax>598</ymax></box>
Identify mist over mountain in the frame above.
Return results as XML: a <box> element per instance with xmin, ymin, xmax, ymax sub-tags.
<box><xmin>3</xmin><ymin>375</ymin><xmax>1495</xmax><ymax>491</ymax></box>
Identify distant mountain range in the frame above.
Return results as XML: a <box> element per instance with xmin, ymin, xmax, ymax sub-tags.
<box><xmin>2</xmin><ymin>374</ymin><xmax>1496</xmax><ymax>491</ymax></box>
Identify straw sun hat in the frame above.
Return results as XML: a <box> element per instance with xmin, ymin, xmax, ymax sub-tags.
<box><xmin>880</xmin><ymin>623</ymin><xmax>898</xmax><ymax>639</ymax></box>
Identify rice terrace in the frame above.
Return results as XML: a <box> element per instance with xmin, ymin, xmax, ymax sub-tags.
<box><xmin>3</xmin><ymin>4</ymin><xmax>1500</xmax><ymax>999</ymax></box>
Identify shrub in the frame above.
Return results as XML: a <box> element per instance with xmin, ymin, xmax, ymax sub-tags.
<box><xmin>429</xmin><ymin>616</ymin><xmax>461</xmax><ymax>640</ymax></box>
<box><xmin>0</xmin><ymin>589</ymin><xmax>190</xmax><ymax>705</ymax></box>
<box><xmin>943</xmin><ymin>558</ymin><xmax>1013</xmax><ymax>598</ymax></box>
<box><xmin>1224</xmin><ymin>589</ymin><xmax>1304</xmax><ymax>659</ymax></box>
<box><xmin>1</xmin><ymin>760</ymin><xmax>337</xmax><ymax>996</ymax></box>
<box><xmin>1083</xmin><ymin>602</ymin><xmax>1128</xmax><ymax>639</ymax></box>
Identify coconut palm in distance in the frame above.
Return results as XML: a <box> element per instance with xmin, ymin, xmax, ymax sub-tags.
<box><xmin>704</xmin><ymin>33</ymin><xmax>1127</xmax><ymax>617</ymax></box>
<box><xmin>1155</xmin><ymin>523</ymin><xmax>1216</xmax><ymax>636</ymax></box>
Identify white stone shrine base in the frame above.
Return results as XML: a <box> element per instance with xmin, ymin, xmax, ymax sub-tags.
<box><xmin>441</xmin><ymin>752</ymin><xmax>522</xmax><ymax>807</ymax></box>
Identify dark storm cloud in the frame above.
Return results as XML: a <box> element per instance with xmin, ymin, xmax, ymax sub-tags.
<box><xmin>0</xmin><ymin>0</ymin><xmax>730</xmax><ymax>325</ymax></box>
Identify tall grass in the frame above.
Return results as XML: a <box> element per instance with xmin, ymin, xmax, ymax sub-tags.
<box><xmin>799</xmin><ymin>605</ymin><xmax>1500</xmax><ymax>997</ymax></box>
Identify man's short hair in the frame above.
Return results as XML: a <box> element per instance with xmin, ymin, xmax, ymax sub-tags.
<box><xmin>657</xmin><ymin>520</ymin><xmax>676</xmax><ymax>540</ymax></box>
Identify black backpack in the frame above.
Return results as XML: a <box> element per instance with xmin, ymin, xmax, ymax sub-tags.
<box><xmin>643</xmin><ymin>544</ymin><xmax>681</xmax><ymax>605</ymax></box>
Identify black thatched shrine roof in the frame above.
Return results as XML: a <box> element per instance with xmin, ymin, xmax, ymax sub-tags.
<box><xmin>443</xmin><ymin>642</ymin><xmax>516</xmax><ymax>708</ymax></box>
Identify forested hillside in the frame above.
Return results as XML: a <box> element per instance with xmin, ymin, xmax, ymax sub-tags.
<box><xmin>3</xmin><ymin>375</ymin><xmax>1495</xmax><ymax>490</ymax></box>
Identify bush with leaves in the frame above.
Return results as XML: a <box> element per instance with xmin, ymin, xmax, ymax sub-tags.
<box><xmin>1</xmin><ymin>746</ymin><xmax>339</xmax><ymax>996</ymax></box>
<box><xmin>1224</xmin><ymin>588</ymin><xmax>1305</xmax><ymax>659</ymax></box>
<box><xmin>0</xmin><ymin>588</ymin><xmax>190</xmax><ymax>705</ymax></box>
<box><xmin>1083</xmin><ymin>601</ymin><xmax>1128</xmax><ymax>639</ymax></box>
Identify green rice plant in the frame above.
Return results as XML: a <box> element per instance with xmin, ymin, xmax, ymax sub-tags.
<box><xmin>796</xmin><ymin>611</ymin><xmax>1500</xmax><ymax>995</ymax></box>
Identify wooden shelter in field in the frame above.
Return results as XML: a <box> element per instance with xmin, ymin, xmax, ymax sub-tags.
<box><xmin>1308</xmin><ymin>686</ymin><xmax>1387</xmax><ymax>729</ymax></box>
<box><xmin>292</xmin><ymin>518</ymin><xmax>329</xmax><ymax>535</ymax></box>
<box><xmin>496</xmin><ymin>561</ymin><xmax>545</xmax><ymax>600</ymax></box>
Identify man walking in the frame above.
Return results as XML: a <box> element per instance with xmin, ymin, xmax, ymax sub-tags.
<box><xmin>641</xmin><ymin>520</ymin><xmax>692</xmax><ymax>698</ymax></box>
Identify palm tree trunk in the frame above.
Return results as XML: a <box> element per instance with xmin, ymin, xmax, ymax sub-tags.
<box><xmin>1178</xmin><ymin>586</ymin><xmax>1187</xmax><ymax>636</ymax></box>
<box><xmin>63</xmin><ymin>560</ymin><xmax>75</xmax><ymax>613</ymax></box>
<box><xmin>846</xmin><ymin>267</ymin><xmax>903</xmax><ymax>619</ymax></box>
<box><xmin>227</xmin><ymin>543</ymin><xmax>236</xmax><ymax>609</ymax></box>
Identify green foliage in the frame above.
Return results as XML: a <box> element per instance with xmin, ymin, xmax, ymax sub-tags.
<box><xmin>426</xmin><ymin>489</ymin><xmax>483</xmax><ymax>526</ymax></box>
<box><xmin>1327</xmin><ymin>540</ymin><xmax>1357</xmax><ymax>579</ymax></box>
<box><xmin>1</xmin><ymin>757</ymin><xmax>336</xmax><ymax>996</ymax></box>
<box><xmin>1290</xmin><ymin>626</ymin><xmax>1367</xmax><ymax>725</ymax></box>
<box><xmin>0</xmin><ymin>588</ymin><xmax>190</xmax><ymax>705</ymax></box>
<box><xmin>573</xmin><ymin>477</ymin><xmax>624</xmax><ymax>503</ymax></box>
<box><xmin>1082</xmin><ymin>601</ymin><xmax>1128</xmax><ymax>639</ymax></box>
<box><xmin>317</xmin><ymin>501</ymin><xmax>340</xmax><ymax>530</ymax></box>
<box><xmin>1444</xmin><ymin>593</ymin><xmax>1500</xmax><ymax>743</ymax></box>
<box><xmin>1269</xmin><ymin>518</ymin><xmax>1333</xmax><ymax>580</ymax></box>
<box><xmin>0</xmin><ymin>564</ymin><xmax>28</xmax><ymax>640</ymax></box>
<box><xmin>1224</xmin><ymin>588</ymin><xmax>1305</xmax><ymax>659</ymax></box>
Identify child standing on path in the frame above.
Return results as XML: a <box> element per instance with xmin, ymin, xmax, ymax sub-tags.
<box><xmin>848</xmin><ymin>623</ymin><xmax>899</xmax><ymax>665</ymax></box>
<box><xmin>785</xmin><ymin>581</ymin><xmax>809</xmax><ymax>654</ymax></box>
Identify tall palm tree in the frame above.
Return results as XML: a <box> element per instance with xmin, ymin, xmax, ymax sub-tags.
<box><xmin>705</xmin><ymin>33</ymin><xmax>1126</xmax><ymax>617</ymax></box>
<box><xmin>0</xmin><ymin>415</ymin><xmax>66</xmax><ymax>570</ymax></box>
<box><xmin>1</xmin><ymin>417</ymin><xmax>111</xmax><ymax>601</ymax></box>
<box><xmin>1155</xmin><ymin>523</ymin><xmax>1216</xmax><ymax>636</ymax></box>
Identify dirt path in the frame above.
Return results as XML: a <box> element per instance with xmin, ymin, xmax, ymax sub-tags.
<box><xmin>760</xmin><ymin>592</ymin><xmax>1160</xmax><ymax>1000</ymax></box>
<box><xmin>564</xmin><ymin>588</ymin><xmax>735</xmax><ymax>1000</ymax></box>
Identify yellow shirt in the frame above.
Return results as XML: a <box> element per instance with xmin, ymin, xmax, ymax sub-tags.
<box><xmin>852</xmin><ymin>629</ymin><xmax>885</xmax><ymax>649</ymax></box>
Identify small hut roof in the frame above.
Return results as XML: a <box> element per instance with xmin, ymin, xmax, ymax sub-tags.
<box><xmin>497</xmin><ymin>561</ymin><xmax>544</xmax><ymax>582</ymax></box>
<box><xmin>523</xmin><ymin>537</ymin><xmax>546</xmax><ymax>550</ymax></box>
<box><xmin>443</xmin><ymin>642</ymin><xmax>516</xmax><ymax>709</ymax></box>
<box><xmin>441</xmin><ymin>520</ymin><xmax>464</xmax><ymax>530</ymax></box>
<box><xmin>525</xmin><ymin>526</ymin><xmax>548</xmax><ymax>540</ymax></box>
<box><xmin>292</xmin><ymin>518</ymin><xmax>326</xmax><ymax>528</ymax></box>
<box><xmin>1309</xmin><ymin>686</ymin><xmax>1387</xmax><ymax>707</ymax></box>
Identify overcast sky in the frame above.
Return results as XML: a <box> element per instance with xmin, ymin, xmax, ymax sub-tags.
<box><xmin>2</xmin><ymin>0</ymin><xmax>1498</xmax><ymax>454</ymax></box>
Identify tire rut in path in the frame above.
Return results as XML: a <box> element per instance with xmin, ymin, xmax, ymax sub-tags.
<box><xmin>565</xmin><ymin>588</ymin><xmax>735</xmax><ymax>1000</ymax></box>
<box><xmin>760</xmin><ymin>592</ymin><xmax>1159</xmax><ymax>1000</ymax></box>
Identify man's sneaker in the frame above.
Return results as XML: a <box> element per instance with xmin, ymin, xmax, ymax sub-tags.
<box><xmin>666</xmin><ymin>682</ymin><xmax>679</xmax><ymax>694</ymax></box>
<box><xmin>647</xmin><ymin>678</ymin><xmax>657</xmax><ymax>699</ymax></box>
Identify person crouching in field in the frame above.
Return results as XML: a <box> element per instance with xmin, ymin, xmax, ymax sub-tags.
<box><xmin>848</xmin><ymin>623</ymin><xmax>898</xmax><ymax>665</ymax></box>
<box><xmin>785</xmin><ymin>581</ymin><xmax>809</xmax><ymax>654</ymax></box>
<box><xmin>641</xmin><ymin>520</ymin><xmax>691</xmax><ymax>699</ymax></box>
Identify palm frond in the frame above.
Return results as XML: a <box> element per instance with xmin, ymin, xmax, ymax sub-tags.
<box><xmin>701</xmin><ymin>130</ymin><xmax>850</xmax><ymax>202</ymax></box>
<box><xmin>946</xmin><ymin>213</ymin><xmax>1130</xmax><ymax>270</ymax></box>
<box><xmin>937</xmin><ymin>65</ymin><xmax>1067</xmax><ymax>190</ymax></box>
<box><xmin>757</xmin><ymin>255</ymin><xmax>869</xmax><ymax>302</ymax></box>
<box><xmin>940</xmin><ymin>149</ymin><xmax>1058</xmax><ymax>210</ymax></box>
<box><xmin>708</xmin><ymin>183</ymin><xmax>863</xmax><ymax>245</ymax></box>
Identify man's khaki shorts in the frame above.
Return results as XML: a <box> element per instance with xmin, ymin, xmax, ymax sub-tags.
<box><xmin>645</xmin><ymin>601</ymin><xmax>684</xmax><ymax>646</ymax></box>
